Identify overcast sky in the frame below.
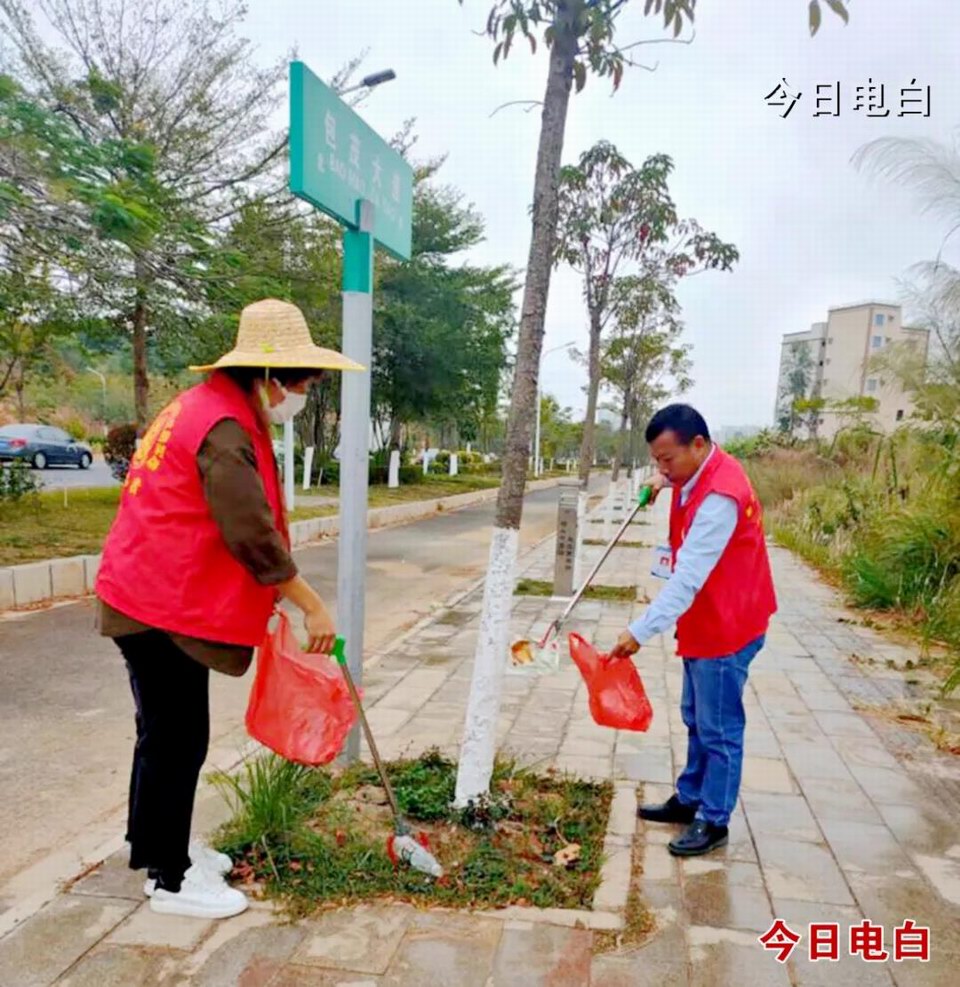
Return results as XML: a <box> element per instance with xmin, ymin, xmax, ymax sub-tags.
<box><xmin>244</xmin><ymin>0</ymin><xmax>960</xmax><ymax>429</ymax></box>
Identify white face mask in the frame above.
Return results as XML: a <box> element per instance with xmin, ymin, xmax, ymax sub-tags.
<box><xmin>264</xmin><ymin>381</ymin><xmax>308</xmax><ymax>424</ymax></box>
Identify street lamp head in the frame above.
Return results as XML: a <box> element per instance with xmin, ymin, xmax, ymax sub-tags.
<box><xmin>361</xmin><ymin>69</ymin><xmax>396</xmax><ymax>88</ymax></box>
<box><xmin>339</xmin><ymin>69</ymin><xmax>397</xmax><ymax>97</ymax></box>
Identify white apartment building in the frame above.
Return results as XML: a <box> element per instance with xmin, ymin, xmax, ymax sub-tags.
<box><xmin>775</xmin><ymin>302</ymin><xmax>929</xmax><ymax>440</ymax></box>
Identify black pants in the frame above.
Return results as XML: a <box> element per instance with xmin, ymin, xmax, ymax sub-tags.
<box><xmin>117</xmin><ymin>631</ymin><xmax>210</xmax><ymax>890</ymax></box>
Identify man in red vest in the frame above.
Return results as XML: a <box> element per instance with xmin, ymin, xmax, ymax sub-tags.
<box><xmin>610</xmin><ymin>404</ymin><xmax>777</xmax><ymax>857</ymax></box>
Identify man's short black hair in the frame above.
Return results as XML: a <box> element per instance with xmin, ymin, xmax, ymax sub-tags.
<box><xmin>645</xmin><ymin>404</ymin><xmax>711</xmax><ymax>446</ymax></box>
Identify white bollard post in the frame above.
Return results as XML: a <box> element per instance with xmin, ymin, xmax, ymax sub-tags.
<box><xmin>302</xmin><ymin>446</ymin><xmax>315</xmax><ymax>490</ymax></box>
<box><xmin>449</xmin><ymin>453</ymin><xmax>458</xmax><ymax>477</ymax></box>
<box><xmin>388</xmin><ymin>449</ymin><xmax>400</xmax><ymax>489</ymax></box>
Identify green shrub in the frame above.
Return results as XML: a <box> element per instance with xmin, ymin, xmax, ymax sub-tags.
<box><xmin>0</xmin><ymin>460</ymin><xmax>41</xmax><ymax>504</ymax></box>
<box><xmin>211</xmin><ymin>754</ymin><xmax>331</xmax><ymax>854</ymax></box>
<box><xmin>62</xmin><ymin>417</ymin><xmax>89</xmax><ymax>442</ymax></box>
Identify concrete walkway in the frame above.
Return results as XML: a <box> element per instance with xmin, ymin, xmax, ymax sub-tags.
<box><xmin>2</xmin><ymin>494</ymin><xmax>958</xmax><ymax>985</ymax></box>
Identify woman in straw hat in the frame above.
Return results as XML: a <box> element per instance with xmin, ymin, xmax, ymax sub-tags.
<box><xmin>95</xmin><ymin>299</ymin><xmax>361</xmax><ymax>919</ymax></box>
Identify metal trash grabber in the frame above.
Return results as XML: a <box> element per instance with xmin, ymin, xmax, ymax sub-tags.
<box><xmin>332</xmin><ymin>637</ymin><xmax>443</xmax><ymax>878</ymax></box>
<box><xmin>510</xmin><ymin>483</ymin><xmax>653</xmax><ymax>667</ymax></box>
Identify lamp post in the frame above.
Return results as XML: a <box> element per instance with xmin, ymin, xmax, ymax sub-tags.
<box><xmin>534</xmin><ymin>340</ymin><xmax>576</xmax><ymax>478</ymax></box>
<box><xmin>87</xmin><ymin>368</ymin><xmax>107</xmax><ymax>437</ymax></box>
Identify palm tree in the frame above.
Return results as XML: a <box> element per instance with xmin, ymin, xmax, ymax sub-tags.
<box><xmin>854</xmin><ymin>134</ymin><xmax>960</xmax><ymax>313</ymax></box>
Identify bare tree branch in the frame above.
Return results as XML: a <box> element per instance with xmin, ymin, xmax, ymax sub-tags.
<box><xmin>489</xmin><ymin>99</ymin><xmax>543</xmax><ymax>118</ymax></box>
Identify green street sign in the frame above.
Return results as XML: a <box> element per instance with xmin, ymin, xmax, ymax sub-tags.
<box><xmin>289</xmin><ymin>61</ymin><xmax>412</xmax><ymax>260</ymax></box>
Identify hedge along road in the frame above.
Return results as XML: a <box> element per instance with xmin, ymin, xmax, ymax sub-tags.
<box><xmin>0</xmin><ymin>476</ymin><xmax>607</xmax><ymax>900</ymax></box>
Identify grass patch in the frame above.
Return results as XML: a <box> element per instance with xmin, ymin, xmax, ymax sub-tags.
<box><xmin>211</xmin><ymin>749</ymin><xmax>613</xmax><ymax>914</ymax></box>
<box><xmin>589</xmin><ymin>518</ymin><xmax>650</xmax><ymax>526</ymax></box>
<box><xmin>0</xmin><ymin>473</ymin><xmax>506</xmax><ymax>566</ymax></box>
<box><xmin>0</xmin><ymin>487</ymin><xmax>121</xmax><ymax>566</ymax></box>
<box><xmin>514</xmin><ymin>578</ymin><xmax>637</xmax><ymax>602</ymax></box>
<box><xmin>365</xmin><ymin>474</ymin><xmax>501</xmax><ymax>508</ymax></box>
<box><xmin>582</xmin><ymin>539</ymin><xmax>651</xmax><ymax>549</ymax></box>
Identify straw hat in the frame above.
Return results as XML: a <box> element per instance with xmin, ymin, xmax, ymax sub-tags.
<box><xmin>190</xmin><ymin>299</ymin><xmax>364</xmax><ymax>373</ymax></box>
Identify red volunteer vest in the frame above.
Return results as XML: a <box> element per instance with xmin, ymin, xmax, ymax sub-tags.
<box><xmin>669</xmin><ymin>447</ymin><xmax>777</xmax><ymax>659</ymax></box>
<box><xmin>96</xmin><ymin>372</ymin><xmax>287</xmax><ymax>647</ymax></box>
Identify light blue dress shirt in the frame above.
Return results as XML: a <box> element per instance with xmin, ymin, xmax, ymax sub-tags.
<box><xmin>628</xmin><ymin>446</ymin><xmax>738</xmax><ymax>646</ymax></box>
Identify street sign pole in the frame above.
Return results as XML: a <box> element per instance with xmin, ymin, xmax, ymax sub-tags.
<box><xmin>289</xmin><ymin>60</ymin><xmax>411</xmax><ymax>763</ymax></box>
<box><xmin>338</xmin><ymin>200</ymin><xmax>375</xmax><ymax>761</ymax></box>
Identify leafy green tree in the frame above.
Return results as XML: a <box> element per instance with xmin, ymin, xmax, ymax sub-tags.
<box><xmin>556</xmin><ymin>140</ymin><xmax>736</xmax><ymax>488</ymax></box>
<box><xmin>776</xmin><ymin>343</ymin><xmax>815</xmax><ymax>434</ymax></box>
<box><xmin>0</xmin><ymin>0</ymin><xmax>289</xmax><ymax>424</ymax></box>
<box><xmin>599</xmin><ymin>287</ymin><xmax>692</xmax><ymax>479</ymax></box>
<box><xmin>375</xmin><ymin>183</ymin><xmax>516</xmax><ymax>451</ymax></box>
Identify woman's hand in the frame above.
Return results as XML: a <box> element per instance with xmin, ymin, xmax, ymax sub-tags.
<box><xmin>277</xmin><ymin>574</ymin><xmax>336</xmax><ymax>654</ymax></box>
<box><xmin>304</xmin><ymin>601</ymin><xmax>336</xmax><ymax>655</ymax></box>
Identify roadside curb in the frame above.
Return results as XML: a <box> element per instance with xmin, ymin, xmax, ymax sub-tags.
<box><xmin>0</xmin><ymin>478</ymin><xmax>562</xmax><ymax>613</ymax></box>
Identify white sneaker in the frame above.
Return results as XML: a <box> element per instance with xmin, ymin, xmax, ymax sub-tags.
<box><xmin>142</xmin><ymin>845</ymin><xmax>231</xmax><ymax>898</ymax></box>
<box><xmin>189</xmin><ymin>840</ymin><xmax>233</xmax><ymax>876</ymax></box>
<box><xmin>149</xmin><ymin>865</ymin><xmax>248</xmax><ymax>919</ymax></box>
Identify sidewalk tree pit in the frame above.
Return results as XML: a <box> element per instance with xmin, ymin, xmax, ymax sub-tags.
<box><xmin>212</xmin><ymin>749</ymin><xmax>612</xmax><ymax>913</ymax></box>
<box><xmin>514</xmin><ymin>578</ymin><xmax>638</xmax><ymax>602</ymax></box>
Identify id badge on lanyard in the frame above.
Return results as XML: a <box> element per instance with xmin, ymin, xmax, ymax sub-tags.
<box><xmin>651</xmin><ymin>544</ymin><xmax>673</xmax><ymax>580</ymax></box>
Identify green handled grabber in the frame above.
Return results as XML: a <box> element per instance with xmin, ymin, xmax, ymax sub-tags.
<box><xmin>509</xmin><ymin>483</ymin><xmax>654</xmax><ymax>668</ymax></box>
<box><xmin>332</xmin><ymin>637</ymin><xmax>443</xmax><ymax>878</ymax></box>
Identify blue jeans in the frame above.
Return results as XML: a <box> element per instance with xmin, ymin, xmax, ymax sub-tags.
<box><xmin>676</xmin><ymin>635</ymin><xmax>765</xmax><ymax>827</ymax></box>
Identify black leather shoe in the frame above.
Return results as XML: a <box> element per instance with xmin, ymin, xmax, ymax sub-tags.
<box><xmin>637</xmin><ymin>794</ymin><xmax>698</xmax><ymax>824</ymax></box>
<box><xmin>668</xmin><ymin>819</ymin><xmax>729</xmax><ymax>857</ymax></box>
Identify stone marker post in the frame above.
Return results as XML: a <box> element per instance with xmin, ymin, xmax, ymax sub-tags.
<box><xmin>553</xmin><ymin>479</ymin><xmax>581</xmax><ymax>598</ymax></box>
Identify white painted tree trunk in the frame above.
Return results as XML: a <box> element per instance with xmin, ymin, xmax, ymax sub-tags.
<box><xmin>454</xmin><ymin>527</ymin><xmax>518</xmax><ymax>807</ymax></box>
<box><xmin>302</xmin><ymin>446</ymin><xmax>315</xmax><ymax>490</ymax></box>
<box><xmin>388</xmin><ymin>449</ymin><xmax>400</xmax><ymax>488</ymax></box>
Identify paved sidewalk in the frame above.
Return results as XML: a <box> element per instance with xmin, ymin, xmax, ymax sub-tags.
<box><xmin>2</xmin><ymin>492</ymin><xmax>959</xmax><ymax>985</ymax></box>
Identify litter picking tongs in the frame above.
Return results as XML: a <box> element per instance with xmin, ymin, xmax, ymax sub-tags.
<box><xmin>510</xmin><ymin>483</ymin><xmax>654</xmax><ymax>667</ymax></box>
<box><xmin>332</xmin><ymin>637</ymin><xmax>444</xmax><ymax>878</ymax></box>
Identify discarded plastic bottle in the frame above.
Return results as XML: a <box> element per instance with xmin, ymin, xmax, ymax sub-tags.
<box><xmin>392</xmin><ymin>833</ymin><xmax>444</xmax><ymax>878</ymax></box>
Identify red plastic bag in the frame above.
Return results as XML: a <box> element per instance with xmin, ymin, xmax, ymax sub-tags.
<box><xmin>246</xmin><ymin>612</ymin><xmax>358</xmax><ymax>765</ymax></box>
<box><xmin>568</xmin><ymin>633</ymin><xmax>653</xmax><ymax>732</ymax></box>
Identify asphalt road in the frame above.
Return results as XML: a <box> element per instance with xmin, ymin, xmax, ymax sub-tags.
<box><xmin>34</xmin><ymin>460</ymin><xmax>118</xmax><ymax>491</ymax></box>
<box><xmin>0</xmin><ymin>479</ymin><xmax>603</xmax><ymax>895</ymax></box>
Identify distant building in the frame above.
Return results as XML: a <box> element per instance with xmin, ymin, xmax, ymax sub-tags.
<box><xmin>775</xmin><ymin>302</ymin><xmax>929</xmax><ymax>440</ymax></box>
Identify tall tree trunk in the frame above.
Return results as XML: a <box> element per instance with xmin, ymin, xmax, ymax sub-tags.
<box><xmin>455</xmin><ymin>10</ymin><xmax>578</xmax><ymax>808</ymax></box>
<box><xmin>577</xmin><ymin>310</ymin><xmax>603</xmax><ymax>489</ymax></box>
<box><xmin>611</xmin><ymin>389</ymin><xmax>631</xmax><ymax>482</ymax></box>
<box><xmin>131</xmin><ymin>269</ymin><xmax>150</xmax><ymax>428</ymax></box>
<box><xmin>15</xmin><ymin>363</ymin><xmax>26</xmax><ymax>422</ymax></box>
<box><xmin>389</xmin><ymin>416</ymin><xmax>403</xmax><ymax>451</ymax></box>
